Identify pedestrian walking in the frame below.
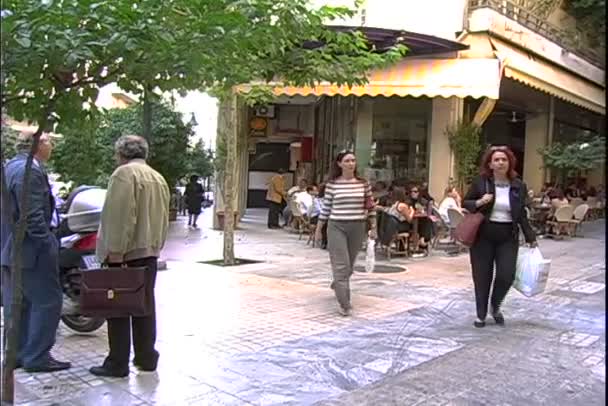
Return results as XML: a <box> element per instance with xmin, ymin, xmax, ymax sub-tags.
<box><xmin>1</xmin><ymin>132</ymin><xmax>71</xmax><ymax>372</ymax></box>
<box><xmin>315</xmin><ymin>151</ymin><xmax>377</xmax><ymax>316</ymax></box>
<box><xmin>184</xmin><ymin>175</ymin><xmax>204</xmax><ymax>228</ymax></box>
<box><xmin>90</xmin><ymin>135</ymin><xmax>170</xmax><ymax>377</ymax></box>
<box><xmin>266</xmin><ymin>169</ymin><xmax>286</xmax><ymax>229</ymax></box>
<box><xmin>463</xmin><ymin>145</ymin><xmax>537</xmax><ymax>328</ymax></box>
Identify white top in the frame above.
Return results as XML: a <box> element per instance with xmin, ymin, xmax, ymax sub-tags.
<box><xmin>294</xmin><ymin>191</ymin><xmax>313</xmax><ymax>215</ymax></box>
<box><xmin>438</xmin><ymin>197</ymin><xmax>459</xmax><ymax>224</ymax></box>
<box><xmin>490</xmin><ymin>185</ymin><xmax>512</xmax><ymax>223</ymax></box>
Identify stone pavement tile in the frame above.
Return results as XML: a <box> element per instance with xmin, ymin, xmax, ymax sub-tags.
<box><xmin>187</xmin><ymin>365</ymin><xmax>262</xmax><ymax>396</ymax></box>
<box><xmin>315</xmin><ymin>384</ymin><xmax>430</xmax><ymax>406</ymax></box>
<box><xmin>182</xmin><ymin>389</ymin><xmax>254</xmax><ymax>406</ymax></box>
<box><xmin>235</xmin><ymin>377</ymin><xmax>346</xmax><ymax>406</ymax></box>
<box><xmin>66</xmin><ymin>384</ymin><xmax>150</xmax><ymax>406</ymax></box>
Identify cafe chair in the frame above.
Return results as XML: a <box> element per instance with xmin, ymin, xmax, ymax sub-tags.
<box><xmin>546</xmin><ymin>205</ymin><xmax>575</xmax><ymax>239</ymax></box>
<box><xmin>568</xmin><ymin>204</ymin><xmax>590</xmax><ymax>237</ymax></box>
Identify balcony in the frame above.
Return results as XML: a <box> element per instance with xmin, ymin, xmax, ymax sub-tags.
<box><xmin>468</xmin><ymin>0</ymin><xmax>604</xmax><ymax>69</ymax></box>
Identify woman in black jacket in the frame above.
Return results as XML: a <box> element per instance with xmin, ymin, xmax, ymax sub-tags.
<box><xmin>184</xmin><ymin>175</ymin><xmax>204</xmax><ymax>228</ymax></box>
<box><xmin>463</xmin><ymin>146</ymin><xmax>537</xmax><ymax>328</ymax></box>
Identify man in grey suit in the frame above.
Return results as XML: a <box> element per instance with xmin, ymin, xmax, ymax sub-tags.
<box><xmin>1</xmin><ymin>131</ymin><xmax>71</xmax><ymax>373</ymax></box>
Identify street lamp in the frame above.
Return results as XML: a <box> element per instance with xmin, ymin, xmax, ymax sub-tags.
<box><xmin>188</xmin><ymin>112</ymin><xmax>198</xmax><ymax>127</ymax></box>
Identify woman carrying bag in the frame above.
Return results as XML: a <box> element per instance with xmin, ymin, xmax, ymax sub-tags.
<box><xmin>315</xmin><ymin>151</ymin><xmax>377</xmax><ymax>317</ymax></box>
<box><xmin>463</xmin><ymin>146</ymin><xmax>537</xmax><ymax>328</ymax></box>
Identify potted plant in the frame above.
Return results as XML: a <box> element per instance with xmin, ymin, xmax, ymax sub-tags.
<box><xmin>446</xmin><ymin>120</ymin><xmax>483</xmax><ymax>195</ymax></box>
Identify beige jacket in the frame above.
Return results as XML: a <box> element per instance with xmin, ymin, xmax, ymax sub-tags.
<box><xmin>96</xmin><ymin>159</ymin><xmax>170</xmax><ymax>262</ymax></box>
<box><xmin>266</xmin><ymin>174</ymin><xmax>286</xmax><ymax>204</ymax></box>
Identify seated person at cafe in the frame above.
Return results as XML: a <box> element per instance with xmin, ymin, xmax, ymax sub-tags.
<box><xmin>420</xmin><ymin>182</ymin><xmax>435</xmax><ymax>204</ymax></box>
<box><xmin>295</xmin><ymin>184</ymin><xmax>317</xmax><ymax>217</ymax></box>
<box><xmin>379</xmin><ymin>187</ymin><xmax>414</xmax><ymax>248</ymax></box>
<box><xmin>308</xmin><ymin>184</ymin><xmax>327</xmax><ymax>248</ymax></box>
<box><xmin>565</xmin><ymin>182</ymin><xmax>580</xmax><ymax>200</ymax></box>
<box><xmin>283</xmin><ymin>178</ymin><xmax>308</xmax><ymax>226</ymax></box>
<box><xmin>551</xmin><ymin>189</ymin><xmax>570</xmax><ymax>211</ymax></box>
<box><xmin>438</xmin><ymin>186</ymin><xmax>461</xmax><ymax>226</ymax></box>
<box><xmin>407</xmin><ymin>184</ymin><xmax>434</xmax><ymax>251</ymax></box>
<box><xmin>372</xmin><ymin>181</ymin><xmax>391</xmax><ymax>207</ymax></box>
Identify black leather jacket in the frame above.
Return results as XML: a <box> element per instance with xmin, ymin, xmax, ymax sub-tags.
<box><xmin>463</xmin><ymin>175</ymin><xmax>536</xmax><ymax>244</ymax></box>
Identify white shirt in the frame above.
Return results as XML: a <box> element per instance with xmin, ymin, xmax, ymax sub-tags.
<box><xmin>490</xmin><ymin>185</ymin><xmax>512</xmax><ymax>223</ymax></box>
<box><xmin>438</xmin><ymin>197</ymin><xmax>459</xmax><ymax>224</ymax></box>
<box><xmin>294</xmin><ymin>191</ymin><xmax>313</xmax><ymax>215</ymax></box>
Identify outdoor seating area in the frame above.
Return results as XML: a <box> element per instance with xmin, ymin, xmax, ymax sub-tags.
<box><xmin>529</xmin><ymin>185</ymin><xmax>605</xmax><ymax>240</ymax></box>
<box><xmin>276</xmin><ymin>179</ymin><xmax>465</xmax><ymax>260</ymax></box>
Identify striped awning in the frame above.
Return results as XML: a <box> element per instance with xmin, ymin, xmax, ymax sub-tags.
<box><xmin>238</xmin><ymin>58</ymin><xmax>502</xmax><ymax>99</ymax></box>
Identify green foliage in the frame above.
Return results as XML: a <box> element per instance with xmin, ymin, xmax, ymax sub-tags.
<box><xmin>187</xmin><ymin>139</ymin><xmax>214</xmax><ymax>180</ymax></box>
<box><xmin>446</xmin><ymin>121</ymin><xmax>483</xmax><ymax>193</ymax></box>
<box><xmin>566</xmin><ymin>0</ymin><xmax>606</xmax><ymax>48</ymax></box>
<box><xmin>2</xmin><ymin>0</ymin><xmax>407</xmax><ymax>134</ymax></box>
<box><xmin>51</xmin><ymin>101</ymin><xmax>193</xmax><ymax>189</ymax></box>
<box><xmin>538</xmin><ymin>135</ymin><xmax>606</xmax><ymax>184</ymax></box>
<box><xmin>1</xmin><ymin>123</ymin><xmax>19</xmax><ymax>162</ymax></box>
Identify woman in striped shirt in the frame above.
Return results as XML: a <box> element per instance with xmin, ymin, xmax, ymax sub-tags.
<box><xmin>315</xmin><ymin>151</ymin><xmax>377</xmax><ymax>316</ymax></box>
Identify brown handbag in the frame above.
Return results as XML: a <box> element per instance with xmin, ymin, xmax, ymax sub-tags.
<box><xmin>454</xmin><ymin>212</ymin><xmax>485</xmax><ymax>247</ymax></box>
<box><xmin>79</xmin><ymin>265</ymin><xmax>150</xmax><ymax>318</ymax></box>
<box><xmin>454</xmin><ymin>180</ymin><xmax>490</xmax><ymax>247</ymax></box>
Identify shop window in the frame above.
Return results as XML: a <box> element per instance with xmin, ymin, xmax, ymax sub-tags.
<box><xmin>368</xmin><ymin>115</ymin><xmax>429</xmax><ymax>184</ymax></box>
<box><xmin>553</xmin><ymin>120</ymin><xmax>598</xmax><ymax>144</ymax></box>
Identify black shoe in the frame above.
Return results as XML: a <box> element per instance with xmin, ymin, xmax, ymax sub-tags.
<box><xmin>25</xmin><ymin>359</ymin><xmax>71</xmax><ymax>373</ymax></box>
<box><xmin>492</xmin><ymin>310</ymin><xmax>505</xmax><ymax>326</ymax></box>
<box><xmin>330</xmin><ymin>281</ymin><xmax>335</xmax><ymax>290</ymax></box>
<box><xmin>89</xmin><ymin>365</ymin><xmax>129</xmax><ymax>378</ymax></box>
<box><xmin>473</xmin><ymin>319</ymin><xmax>486</xmax><ymax>328</ymax></box>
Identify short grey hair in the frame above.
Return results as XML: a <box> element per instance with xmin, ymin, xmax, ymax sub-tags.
<box><xmin>14</xmin><ymin>131</ymin><xmax>50</xmax><ymax>154</ymax></box>
<box><xmin>115</xmin><ymin>135</ymin><xmax>149</xmax><ymax>161</ymax></box>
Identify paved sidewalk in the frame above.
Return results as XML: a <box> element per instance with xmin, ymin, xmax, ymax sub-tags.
<box><xmin>5</xmin><ymin>209</ymin><xmax>606</xmax><ymax>405</ymax></box>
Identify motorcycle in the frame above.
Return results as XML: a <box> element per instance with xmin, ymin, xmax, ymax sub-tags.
<box><xmin>56</xmin><ymin>186</ymin><xmax>106</xmax><ymax>333</ymax></box>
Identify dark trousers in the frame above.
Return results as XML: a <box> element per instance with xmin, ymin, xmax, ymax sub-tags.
<box><xmin>1</xmin><ymin>248</ymin><xmax>62</xmax><ymax>367</ymax></box>
<box><xmin>470</xmin><ymin>222</ymin><xmax>519</xmax><ymax>320</ymax></box>
<box><xmin>104</xmin><ymin>257</ymin><xmax>159</xmax><ymax>371</ymax></box>
<box><xmin>268</xmin><ymin>201</ymin><xmax>282</xmax><ymax>228</ymax></box>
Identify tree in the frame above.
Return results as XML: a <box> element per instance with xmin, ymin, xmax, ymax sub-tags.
<box><xmin>539</xmin><ymin>135</ymin><xmax>606</xmax><ymax>186</ymax></box>
<box><xmin>1</xmin><ymin>0</ymin><xmax>407</xmax><ymax>396</ymax></box>
<box><xmin>1</xmin><ymin>2</ymin><xmax>218</xmax><ymax>399</ymax></box>
<box><xmin>187</xmin><ymin>139</ymin><xmax>214</xmax><ymax>181</ymax></box>
<box><xmin>51</xmin><ymin>101</ymin><xmax>193</xmax><ymax>189</ymax></box>
<box><xmin>566</xmin><ymin>0</ymin><xmax>606</xmax><ymax>48</ymax></box>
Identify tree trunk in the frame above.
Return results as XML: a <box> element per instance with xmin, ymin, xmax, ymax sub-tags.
<box><xmin>222</xmin><ymin>92</ymin><xmax>238</xmax><ymax>265</ymax></box>
<box><xmin>1</xmin><ymin>129</ymin><xmax>44</xmax><ymax>404</ymax></box>
<box><xmin>142</xmin><ymin>85</ymin><xmax>152</xmax><ymax>141</ymax></box>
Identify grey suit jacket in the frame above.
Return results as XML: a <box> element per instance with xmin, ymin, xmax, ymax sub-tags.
<box><xmin>1</xmin><ymin>154</ymin><xmax>57</xmax><ymax>269</ymax></box>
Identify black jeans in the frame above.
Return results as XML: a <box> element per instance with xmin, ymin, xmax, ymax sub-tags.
<box><xmin>104</xmin><ymin>257</ymin><xmax>159</xmax><ymax>371</ymax></box>
<box><xmin>469</xmin><ymin>222</ymin><xmax>518</xmax><ymax>320</ymax></box>
<box><xmin>268</xmin><ymin>201</ymin><xmax>282</xmax><ymax>228</ymax></box>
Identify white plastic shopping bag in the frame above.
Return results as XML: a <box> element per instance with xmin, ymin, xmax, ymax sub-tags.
<box><xmin>513</xmin><ymin>247</ymin><xmax>551</xmax><ymax>297</ymax></box>
<box><xmin>365</xmin><ymin>238</ymin><xmax>376</xmax><ymax>273</ymax></box>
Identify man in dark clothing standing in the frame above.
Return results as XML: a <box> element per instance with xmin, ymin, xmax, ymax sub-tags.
<box><xmin>1</xmin><ymin>132</ymin><xmax>71</xmax><ymax>373</ymax></box>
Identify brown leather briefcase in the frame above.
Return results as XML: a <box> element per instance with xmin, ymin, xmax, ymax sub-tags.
<box><xmin>79</xmin><ymin>265</ymin><xmax>149</xmax><ymax>318</ymax></box>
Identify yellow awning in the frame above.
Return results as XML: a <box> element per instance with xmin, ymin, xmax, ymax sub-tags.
<box><xmin>490</xmin><ymin>39</ymin><xmax>605</xmax><ymax>115</ymax></box>
<box><xmin>239</xmin><ymin>58</ymin><xmax>502</xmax><ymax>99</ymax></box>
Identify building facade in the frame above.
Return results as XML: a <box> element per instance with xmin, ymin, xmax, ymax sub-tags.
<box><xmin>222</xmin><ymin>0</ymin><xmax>605</xmax><ymax>218</ymax></box>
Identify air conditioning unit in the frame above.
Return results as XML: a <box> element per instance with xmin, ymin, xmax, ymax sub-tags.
<box><xmin>254</xmin><ymin>105</ymin><xmax>276</xmax><ymax>118</ymax></box>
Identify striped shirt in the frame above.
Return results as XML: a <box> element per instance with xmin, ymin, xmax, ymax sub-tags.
<box><xmin>319</xmin><ymin>180</ymin><xmax>375</xmax><ymax>221</ymax></box>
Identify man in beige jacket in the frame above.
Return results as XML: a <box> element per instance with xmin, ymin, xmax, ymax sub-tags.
<box><xmin>266</xmin><ymin>168</ymin><xmax>286</xmax><ymax>229</ymax></box>
<box><xmin>90</xmin><ymin>135</ymin><xmax>170</xmax><ymax>378</ymax></box>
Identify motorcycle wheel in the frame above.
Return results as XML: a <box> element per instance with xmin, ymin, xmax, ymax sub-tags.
<box><xmin>61</xmin><ymin>315</ymin><xmax>105</xmax><ymax>333</ymax></box>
